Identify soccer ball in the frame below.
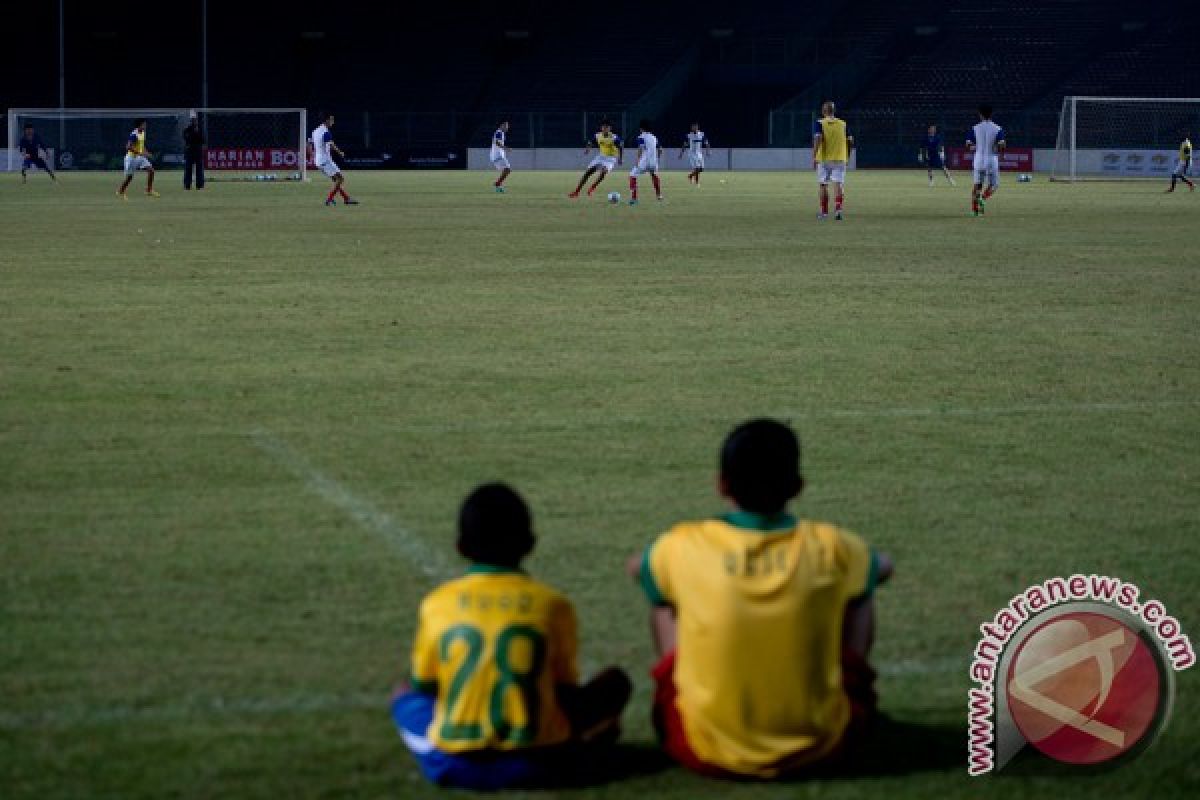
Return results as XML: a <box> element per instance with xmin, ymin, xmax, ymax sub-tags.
<box><xmin>607</xmin><ymin>191</ymin><xmax>621</xmax><ymax>204</ymax></box>
<box><xmin>1018</xmin><ymin>173</ymin><xmax>1032</xmax><ymax>183</ymax></box>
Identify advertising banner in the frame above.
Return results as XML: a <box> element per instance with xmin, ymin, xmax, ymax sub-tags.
<box><xmin>946</xmin><ymin>147</ymin><xmax>1033</xmax><ymax>171</ymax></box>
<box><xmin>342</xmin><ymin>148</ymin><xmax>466</xmax><ymax>170</ymax></box>
<box><xmin>205</xmin><ymin>148</ymin><xmax>311</xmax><ymax>171</ymax></box>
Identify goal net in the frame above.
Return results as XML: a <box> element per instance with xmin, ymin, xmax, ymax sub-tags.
<box><xmin>1051</xmin><ymin>96</ymin><xmax>1199</xmax><ymax>181</ymax></box>
<box><xmin>6</xmin><ymin>108</ymin><xmax>308</xmax><ymax>181</ymax></box>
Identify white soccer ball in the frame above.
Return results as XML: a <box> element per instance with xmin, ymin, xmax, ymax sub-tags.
<box><xmin>1018</xmin><ymin>173</ymin><xmax>1032</xmax><ymax>183</ymax></box>
<box><xmin>607</xmin><ymin>191</ymin><xmax>621</xmax><ymax>204</ymax></box>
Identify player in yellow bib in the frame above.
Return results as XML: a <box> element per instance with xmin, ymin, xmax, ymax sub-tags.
<box><xmin>569</xmin><ymin>120</ymin><xmax>624</xmax><ymax>198</ymax></box>
<box><xmin>1167</xmin><ymin>132</ymin><xmax>1194</xmax><ymax>193</ymax></box>
<box><xmin>628</xmin><ymin>419</ymin><xmax>893</xmax><ymax>778</ymax></box>
<box><xmin>117</xmin><ymin>118</ymin><xmax>158</xmax><ymax>199</ymax></box>
<box><xmin>392</xmin><ymin>483</ymin><xmax>631</xmax><ymax>790</ymax></box>
<box><xmin>812</xmin><ymin>101</ymin><xmax>854</xmax><ymax>220</ymax></box>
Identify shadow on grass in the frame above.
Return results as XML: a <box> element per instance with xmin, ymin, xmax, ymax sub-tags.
<box><xmin>812</xmin><ymin>715</ymin><xmax>965</xmax><ymax>779</ymax></box>
<box><xmin>555</xmin><ymin>741</ymin><xmax>674</xmax><ymax>787</ymax></box>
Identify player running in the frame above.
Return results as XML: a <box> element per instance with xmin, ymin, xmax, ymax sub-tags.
<box><xmin>967</xmin><ymin>104</ymin><xmax>1005</xmax><ymax>216</ymax></box>
<box><xmin>813</xmin><ymin>101</ymin><xmax>854</xmax><ymax>220</ymax></box>
<box><xmin>1166</xmin><ymin>131</ymin><xmax>1194</xmax><ymax>193</ymax></box>
<box><xmin>628</xmin><ymin>119</ymin><xmax>663</xmax><ymax>205</ymax></box>
<box><xmin>311</xmin><ymin>112</ymin><xmax>358</xmax><ymax>206</ymax></box>
<box><xmin>117</xmin><ymin>119</ymin><xmax>158</xmax><ymax>199</ymax></box>
<box><xmin>17</xmin><ymin>124</ymin><xmax>57</xmax><ymax>183</ymax></box>
<box><xmin>919</xmin><ymin>124</ymin><xmax>954</xmax><ymax>187</ymax></box>
<box><xmin>568</xmin><ymin>120</ymin><xmax>623</xmax><ymax>198</ymax></box>
<box><xmin>490</xmin><ymin>120</ymin><xmax>512</xmax><ymax>193</ymax></box>
<box><xmin>680</xmin><ymin>123</ymin><xmax>710</xmax><ymax>185</ymax></box>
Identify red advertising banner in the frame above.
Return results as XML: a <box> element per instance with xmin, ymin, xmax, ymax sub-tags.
<box><xmin>205</xmin><ymin>147</ymin><xmax>313</xmax><ymax>170</ymax></box>
<box><xmin>946</xmin><ymin>146</ymin><xmax>1033</xmax><ymax>171</ymax></box>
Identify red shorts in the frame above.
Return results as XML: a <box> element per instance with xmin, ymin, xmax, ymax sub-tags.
<box><xmin>650</xmin><ymin>648</ymin><xmax>877</xmax><ymax>778</ymax></box>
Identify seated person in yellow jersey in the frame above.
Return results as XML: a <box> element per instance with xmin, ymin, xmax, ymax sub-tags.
<box><xmin>392</xmin><ymin>483</ymin><xmax>632</xmax><ymax>790</ymax></box>
<box><xmin>627</xmin><ymin>419</ymin><xmax>894</xmax><ymax>778</ymax></box>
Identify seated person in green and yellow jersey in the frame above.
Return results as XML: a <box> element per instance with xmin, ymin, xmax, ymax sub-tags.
<box><xmin>628</xmin><ymin>418</ymin><xmax>893</xmax><ymax>779</ymax></box>
<box><xmin>392</xmin><ymin>483</ymin><xmax>632</xmax><ymax>790</ymax></box>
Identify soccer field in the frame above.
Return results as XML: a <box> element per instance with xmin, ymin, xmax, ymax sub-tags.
<box><xmin>2</xmin><ymin>170</ymin><xmax>1198</xmax><ymax>799</ymax></box>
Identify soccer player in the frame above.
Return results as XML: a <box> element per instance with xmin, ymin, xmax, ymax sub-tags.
<box><xmin>967</xmin><ymin>104</ymin><xmax>1005</xmax><ymax>216</ymax></box>
<box><xmin>117</xmin><ymin>119</ymin><xmax>158</xmax><ymax>199</ymax></box>
<box><xmin>17</xmin><ymin>124</ymin><xmax>56</xmax><ymax>183</ymax></box>
<box><xmin>311</xmin><ymin>112</ymin><xmax>358</xmax><ymax>206</ymax></box>
<box><xmin>392</xmin><ymin>483</ymin><xmax>633</xmax><ymax>790</ymax></box>
<box><xmin>813</xmin><ymin>101</ymin><xmax>853</xmax><ymax>220</ymax></box>
<box><xmin>627</xmin><ymin>418</ymin><xmax>893</xmax><ymax>779</ymax></box>
<box><xmin>679</xmin><ymin>122</ymin><xmax>710</xmax><ymax>185</ymax></box>
<box><xmin>490</xmin><ymin>120</ymin><xmax>513</xmax><ymax>192</ymax></box>
<box><xmin>1166</xmin><ymin>131</ymin><xmax>1194</xmax><ymax>193</ymax></box>
<box><xmin>628</xmin><ymin>119</ymin><xmax>663</xmax><ymax>205</ymax></box>
<box><xmin>919</xmin><ymin>124</ymin><xmax>954</xmax><ymax>187</ymax></box>
<box><xmin>568</xmin><ymin>120</ymin><xmax>622</xmax><ymax>198</ymax></box>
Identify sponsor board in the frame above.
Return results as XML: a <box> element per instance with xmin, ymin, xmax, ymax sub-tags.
<box><xmin>946</xmin><ymin>147</ymin><xmax>1033</xmax><ymax>171</ymax></box>
<box><xmin>205</xmin><ymin>147</ymin><xmax>312</xmax><ymax>170</ymax></box>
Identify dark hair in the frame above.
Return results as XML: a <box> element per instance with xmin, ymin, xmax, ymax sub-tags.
<box><xmin>320</xmin><ymin>111</ymin><xmax>333</xmax><ymax>122</ymax></box>
<box><xmin>599</xmin><ymin>118</ymin><xmax>611</xmax><ymax>127</ymax></box>
<box><xmin>498</xmin><ymin>118</ymin><xmax>509</xmax><ymax>126</ymax></box>
<box><xmin>978</xmin><ymin>104</ymin><xmax>993</xmax><ymax>118</ymax></box>
<box><xmin>639</xmin><ymin>118</ymin><xmax>652</xmax><ymax>130</ymax></box>
<box><xmin>720</xmin><ymin>419</ymin><xmax>802</xmax><ymax>513</ymax></box>
<box><xmin>134</xmin><ymin>118</ymin><xmax>146</xmax><ymax>127</ymax></box>
<box><xmin>24</xmin><ymin>122</ymin><xmax>33</xmax><ymax>129</ymax></box>
<box><xmin>457</xmin><ymin>483</ymin><xmax>535</xmax><ymax>568</ymax></box>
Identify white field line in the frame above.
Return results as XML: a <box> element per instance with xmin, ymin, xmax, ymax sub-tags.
<box><xmin>249</xmin><ymin>427</ymin><xmax>454</xmax><ymax>579</ymax></box>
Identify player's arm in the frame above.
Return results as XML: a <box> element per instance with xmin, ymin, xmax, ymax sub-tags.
<box><xmin>679</xmin><ymin>139</ymin><xmax>687</xmax><ymax>158</ymax></box>
<box><xmin>616</xmin><ymin>139</ymin><xmax>624</xmax><ymax>165</ymax></box>
<box><xmin>704</xmin><ymin>136</ymin><xmax>711</xmax><ymax>156</ymax></box>
<box><xmin>966</xmin><ymin>129</ymin><xmax>976</xmax><ymax>153</ymax></box>
<box><xmin>657</xmin><ymin>144</ymin><xmax>664</xmax><ymax>161</ymax></box>
<box><xmin>583</xmin><ymin>135</ymin><xmax>594</xmax><ymax>155</ymax></box>
<box><xmin>329</xmin><ymin>139</ymin><xmax>346</xmax><ymax>159</ymax></box>
<box><xmin>811</xmin><ymin>119</ymin><xmax>823</xmax><ymax>167</ymax></box>
<box><xmin>397</xmin><ymin>605</ymin><xmax>439</xmax><ymax>699</ymax></box>
<box><xmin>996</xmin><ymin>128</ymin><xmax>1006</xmax><ymax>152</ymax></box>
<box><xmin>847</xmin><ymin>132</ymin><xmax>855</xmax><ymax>150</ymax></box>
<box><xmin>126</xmin><ymin>134</ymin><xmax>138</xmax><ymax>155</ymax></box>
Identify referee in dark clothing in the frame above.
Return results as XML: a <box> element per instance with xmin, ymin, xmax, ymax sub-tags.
<box><xmin>183</xmin><ymin>115</ymin><xmax>206</xmax><ymax>189</ymax></box>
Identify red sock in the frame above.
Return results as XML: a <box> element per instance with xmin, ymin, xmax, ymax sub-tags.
<box><xmin>629</xmin><ymin>176</ymin><xmax>638</xmax><ymax>200</ymax></box>
<box><xmin>982</xmin><ymin>188</ymin><xmax>994</xmax><ymax>199</ymax></box>
<box><xmin>327</xmin><ymin>188</ymin><xmax>338</xmax><ymax>202</ymax></box>
<box><xmin>337</xmin><ymin>187</ymin><xmax>349</xmax><ymax>200</ymax></box>
<box><xmin>972</xmin><ymin>195</ymin><xmax>979</xmax><ymax>212</ymax></box>
<box><xmin>835</xmin><ymin>196</ymin><xmax>844</xmax><ymax>211</ymax></box>
<box><xmin>820</xmin><ymin>196</ymin><xmax>829</xmax><ymax>214</ymax></box>
<box><xmin>651</xmin><ymin>174</ymin><xmax>661</xmax><ymax>196</ymax></box>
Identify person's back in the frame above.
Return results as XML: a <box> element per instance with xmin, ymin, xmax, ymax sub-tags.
<box><xmin>630</xmin><ymin>419</ymin><xmax>892</xmax><ymax>778</ymax></box>
<box><xmin>647</xmin><ymin>515</ymin><xmax>874</xmax><ymax>773</ymax></box>
<box><xmin>393</xmin><ymin>483</ymin><xmax>631</xmax><ymax>790</ymax></box>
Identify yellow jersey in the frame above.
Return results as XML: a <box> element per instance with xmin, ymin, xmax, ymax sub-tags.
<box><xmin>640</xmin><ymin>511</ymin><xmax>878</xmax><ymax>776</ymax></box>
<box><xmin>127</xmin><ymin>128</ymin><xmax>146</xmax><ymax>156</ymax></box>
<box><xmin>813</xmin><ymin>117</ymin><xmax>850</xmax><ymax>163</ymax></box>
<box><xmin>409</xmin><ymin>566</ymin><xmax>579</xmax><ymax>753</ymax></box>
<box><xmin>592</xmin><ymin>131</ymin><xmax>622</xmax><ymax>158</ymax></box>
<box><xmin>1181</xmin><ymin>138</ymin><xmax>1192</xmax><ymax>162</ymax></box>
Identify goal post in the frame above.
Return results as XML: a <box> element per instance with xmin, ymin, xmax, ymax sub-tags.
<box><xmin>1051</xmin><ymin>96</ymin><xmax>1200</xmax><ymax>181</ymax></box>
<box><xmin>6</xmin><ymin>108</ymin><xmax>308</xmax><ymax>181</ymax></box>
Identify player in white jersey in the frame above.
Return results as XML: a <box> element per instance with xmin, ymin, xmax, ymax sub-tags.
<box><xmin>311</xmin><ymin>112</ymin><xmax>358</xmax><ymax>206</ymax></box>
<box><xmin>490</xmin><ymin>120</ymin><xmax>512</xmax><ymax>193</ymax></box>
<box><xmin>966</xmin><ymin>104</ymin><xmax>1005</xmax><ymax>216</ymax></box>
<box><xmin>628</xmin><ymin>119</ymin><xmax>663</xmax><ymax>205</ymax></box>
<box><xmin>679</xmin><ymin>122</ymin><xmax>711</xmax><ymax>185</ymax></box>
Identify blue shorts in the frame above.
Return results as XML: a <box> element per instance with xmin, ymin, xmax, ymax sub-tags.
<box><xmin>392</xmin><ymin>691</ymin><xmax>551</xmax><ymax>790</ymax></box>
<box><xmin>927</xmin><ymin>156</ymin><xmax>944</xmax><ymax>168</ymax></box>
<box><xmin>23</xmin><ymin>157</ymin><xmax>48</xmax><ymax>170</ymax></box>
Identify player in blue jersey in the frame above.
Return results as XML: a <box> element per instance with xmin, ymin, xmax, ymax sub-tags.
<box><xmin>18</xmin><ymin>124</ymin><xmax>57</xmax><ymax>183</ymax></box>
<box><xmin>918</xmin><ymin>124</ymin><xmax>954</xmax><ymax>187</ymax></box>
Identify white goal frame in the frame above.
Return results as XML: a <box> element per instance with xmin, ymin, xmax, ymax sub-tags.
<box><xmin>7</xmin><ymin>107</ymin><xmax>308</xmax><ymax>180</ymax></box>
<box><xmin>1051</xmin><ymin>96</ymin><xmax>1199</xmax><ymax>182</ymax></box>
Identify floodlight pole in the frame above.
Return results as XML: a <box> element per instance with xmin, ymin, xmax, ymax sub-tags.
<box><xmin>201</xmin><ymin>0</ymin><xmax>209</xmax><ymax>108</ymax></box>
<box><xmin>58</xmin><ymin>0</ymin><xmax>64</xmax><ymax>108</ymax></box>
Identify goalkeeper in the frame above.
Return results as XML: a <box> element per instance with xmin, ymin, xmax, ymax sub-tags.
<box><xmin>918</xmin><ymin>124</ymin><xmax>954</xmax><ymax>186</ymax></box>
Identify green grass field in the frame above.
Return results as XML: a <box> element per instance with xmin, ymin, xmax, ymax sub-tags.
<box><xmin>2</xmin><ymin>170</ymin><xmax>1198</xmax><ymax>799</ymax></box>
